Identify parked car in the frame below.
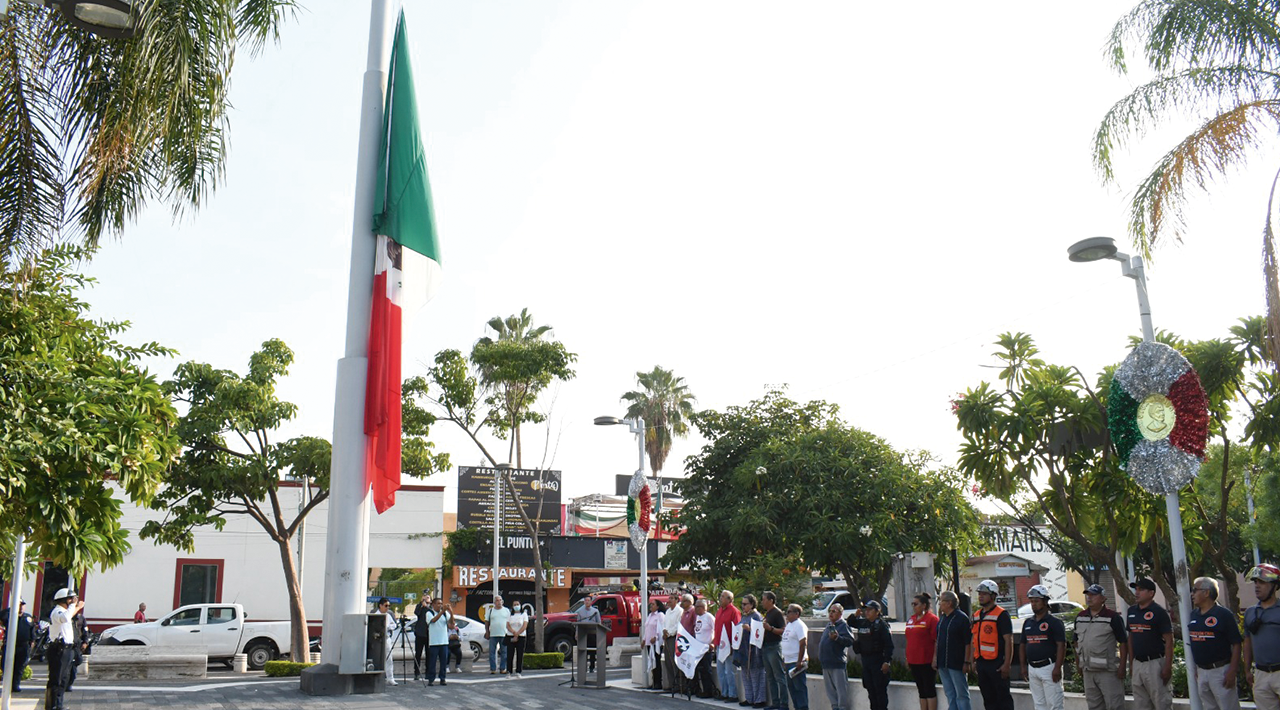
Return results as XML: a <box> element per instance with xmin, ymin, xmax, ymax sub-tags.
<box><xmin>1014</xmin><ymin>600</ymin><xmax>1083</xmax><ymax>619</ymax></box>
<box><xmin>810</xmin><ymin>591</ymin><xmax>893</xmax><ymax>621</ymax></box>
<box><xmin>543</xmin><ymin>590</ymin><xmax>691</xmax><ymax>659</ymax></box>
<box><xmin>98</xmin><ymin>603</ymin><xmax>291</xmax><ymax>670</ymax></box>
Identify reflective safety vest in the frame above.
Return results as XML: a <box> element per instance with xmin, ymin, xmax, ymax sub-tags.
<box><xmin>973</xmin><ymin>605</ymin><xmax>1007</xmax><ymax>661</ymax></box>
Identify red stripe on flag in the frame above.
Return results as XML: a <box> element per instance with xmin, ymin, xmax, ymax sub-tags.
<box><xmin>365</xmin><ymin>269</ymin><xmax>402</xmax><ymax>513</ymax></box>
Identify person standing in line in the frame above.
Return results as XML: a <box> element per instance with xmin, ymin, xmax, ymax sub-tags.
<box><xmin>714</xmin><ymin>590</ymin><xmax>742</xmax><ymax>702</ymax></box>
<box><xmin>643</xmin><ymin>598</ymin><xmax>666</xmax><ymax>690</ymax></box>
<box><xmin>0</xmin><ymin>600</ymin><xmax>32</xmax><ymax>694</ymax></box>
<box><xmin>760</xmin><ymin>591</ymin><xmax>789</xmax><ymax>710</ymax></box>
<box><xmin>693</xmin><ymin>599</ymin><xmax>719</xmax><ymax>698</ymax></box>
<box><xmin>1244</xmin><ymin>564</ymin><xmax>1280</xmax><ymax>710</ymax></box>
<box><xmin>854</xmin><ymin>600</ymin><xmax>894</xmax><ymax>710</ymax></box>
<box><xmin>738</xmin><ymin>594</ymin><xmax>767</xmax><ymax>708</ymax></box>
<box><xmin>1189</xmin><ymin>577</ymin><xmax>1242</xmax><ymax>710</ymax></box>
<box><xmin>906</xmin><ymin>593</ymin><xmax>940</xmax><ymax>710</ymax></box>
<box><xmin>45</xmin><ymin>588</ymin><xmax>82</xmax><ymax>710</ymax></box>
<box><xmin>932</xmin><ymin>591</ymin><xmax>972</xmax><ymax>710</ymax></box>
<box><xmin>506</xmin><ymin>604</ymin><xmax>527</xmax><ymax>678</ymax></box>
<box><xmin>971</xmin><ymin>580</ymin><xmax>1014</xmax><ymax>710</ymax></box>
<box><xmin>447</xmin><ymin>623</ymin><xmax>463</xmax><ymax>673</ymax></box>
<box><xmin>1075</xmin><ymin>584</ymin><xmax>1128</xmax><ymax>710</ymax></box>
<box><xmin>663</xmin><ymin>593</ymin><xmax>684</xmax><ymax>692</ymax></box>
<box><xmin>819</xmin><ymin>603</ymin><xmax>854</xmax><ymax>710</ymax></box>
<box><xmin>133</xmin><ymin>603</ymin><xmax>146</xmax><ymax>624</ymax></box>
<box><xmin>486</xmin><ymin>595</ymin><xmax>511</xmax><ymax>675</ymax></box>
<box><xmin>412</xmin><ymin>594</ymin><xmax>431</xmax><ymax>681</ymax></box>
<box><xmin>780</xmin><ymin>604</ymin><xmax>809</xmax><ymax>710</ymax></box>
<box><xmin>66</xmin><ymin>602</ymin><xmax>88</xmax><ymax>692</ymax></box>
<box><xmin>1020</xmin><ymin>585</ymin><xmax>1066</xmax><ymax>710</ymax></box>
<box><xmin>1126</xmin><ymin>578</ymin><xmax>1174</xmax><ymax>710</ymax></box>
<box><xmin>375</xmin><ymin>597</ymin><xmax>397</xmax><ymax>686</ymax></box>
<box><xmin>426</xmin><ymin>597</ymin><xmax>454</xmax><ymax>686</ymax></box>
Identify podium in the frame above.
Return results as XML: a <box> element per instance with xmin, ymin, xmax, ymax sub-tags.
<box><xmin>573</xmin><ymin>622</ymin><xmax>609</xmax><ymax>688</ymax></box>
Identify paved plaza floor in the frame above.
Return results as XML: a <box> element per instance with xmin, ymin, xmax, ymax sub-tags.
<box><xmin>6</xmin><ymin>663</ymin><xmax>728</xmax><ymax>710</ymax></box>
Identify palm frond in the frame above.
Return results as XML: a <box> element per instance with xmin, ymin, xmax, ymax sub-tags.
<box><xmin>1126</xmin><ymin>99</ymin><xmax>1280</xmax><ymax>255</ymax></box>
<box><xmin>235</xmin><ymin>0</ymin><xmax>299</xmax><ymax>57</ymax></box>
<box><xmin>1107</xmin><ymin>0</ymin><xmax>1280</xmax><ymax>74</ymax></box>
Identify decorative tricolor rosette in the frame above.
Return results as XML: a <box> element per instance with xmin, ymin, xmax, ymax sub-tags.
<box><xmin>626</xmin><ymin>470</ymin><xmax>652</xmax><ymax>551</ymax></box>
<box><xmin>1107</xmin><ymin>341</ymin><xmax>1209</xmax><ymax>494</ymax></box>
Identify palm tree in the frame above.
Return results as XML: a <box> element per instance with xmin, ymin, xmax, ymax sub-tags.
<box><xmin>476</xmin><ymin>307</ymin><xmax>552</xmax><ymax>346</ymax></box>
<box><xmin>0</xmin><ymin>0</ymin><xmax>297</xmax><ymax>268</ymax></box>
<box><xmin>1094</xmin><ymin>0</ymin><xmax>1280</xmax><ymax>367</ymax></box>
<box><xmin>622</xmin><ymin>366</ymin><xmax>697</xmax><ymax>476</ymax></box>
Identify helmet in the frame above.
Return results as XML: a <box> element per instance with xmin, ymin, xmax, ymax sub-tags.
<box><xmin>1247</xmin><ymin>564</ymin><xmax>1280</xmax><ymax>584</ymax></box>
<box><xmin>1027</xmin><ymin>585</ymin><xmax>1051</xmax><ymax>600</ymax></box>
<box><xmin>53</xmin><ymin>588</ymin><xmax>75</xmax><ymax>601</ymax></box>
<box><xmin>976</xmin><ymin>580</ymin><xmax>999</xmax><ymax>595</ymax></box>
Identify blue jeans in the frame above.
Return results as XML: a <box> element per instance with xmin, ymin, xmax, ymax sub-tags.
<box><xmin>426</xmin><ymin>645</ymin><xmax>449</xmax><ymax>682</ymax></box>
<box><xmin>940</xmin><ymin>666</ymin><xmax>972</xmax><ymax>710</ymax></box>
<box><xmin>488</xmin><ymin>636</ymin><xmax>507</xmax><ymax>671</ymax></box>
<box><xmin>786</xmin><ymin>664</ymin><xmax>809</xmax><ymax>709</ymax></box>
<box><xmin>762</xmin><ymin>645</ymin><xmax>788</xmax><ymax>709</ymax></box>
<box><xmin>718</xmin><ymin>656</ymin><xmax>737</xmax><ymax>698</ymax></box>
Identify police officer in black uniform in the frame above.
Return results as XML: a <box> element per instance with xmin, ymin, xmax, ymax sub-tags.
<box><xmin>853</xmin><ymin>600</ymin><xmax>895</xmax><ymax>710</ymax></box>
<box><xmin>0</xmin><ymin>600</ymin><xmax>33</xmax><ymax>693</ymax></box>
<box><xmin>412</xmin><ymin>593</ymin><xmax>431</xmax><ymax>681</ymax></box>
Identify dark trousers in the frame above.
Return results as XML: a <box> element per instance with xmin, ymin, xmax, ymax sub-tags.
<box><xmin>862</xmin><ymin>656</ymin><xmax>890</xmax><ymax>710</ymax></box>
<box><xmin>506</xmin><ymin>635</ymin><xmax>525</xmax><ymax>674</ymax></box>
<box><xmin>413</xmin><ymin>635</ymin><xmax>428</xmax><ymax>676</ymax></box>
<box><xmin>662</xmin><ymin>636</ymin><xmax>677</xmax><ymax>691</ymax></box>
<box><xmin>976</xmin><ymin>661</ymin><xmax>1014</xmax><ymax>710</ymax></box>
<box><xmin>67</xmin><ymin>648</ymin><xmax>82</xmax><ymax>690</ymax></box>
<box><xmin>1</xmin><ymin>645</ymin><xmax>28</xmax><ymax>690</ymax></box>
<box><xmin>426</xmin><ymin>644</ymin><xmax>449</xmax><ymax>681</ymax></box>
<box><xmin>449</xmin><ymin>642</ymin><xmax>462</xmax><ymax>670</ymax></box>
<box><xmin>45</xmin><ymin>642</ymin><xmax>72</xmax><ymax>710</ymax></box>
<box><xmin>694</xmin><ymin>653</ymin><xmax>716</xmax><ymax>697</ymax></box>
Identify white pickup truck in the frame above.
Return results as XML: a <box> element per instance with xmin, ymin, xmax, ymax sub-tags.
<box><xmin>98</xmin><ymin>603</ymin><xmax>291</xmax><ymax>670</ymax></box>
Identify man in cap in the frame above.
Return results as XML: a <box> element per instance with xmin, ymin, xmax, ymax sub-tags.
<box><xmin>1074</xmin><ymin>584</ymin><xmax>1128</xmax><ymax>710</ymax></box>
<box><xmin>1126</xmin><ymin>578</ymin><xmax>1173</xmax><ymax>710</ymax></box>
<box><xmin>1189</xmin><ymin>577</ymin><xmax>1241</xmax><ymax>710</ymax></box>
<box><xmin>972</xmin><ymin>580</ymin><xmax>1014</xmax><ymax>710</ymax></box>
<box><xmin>1244</xmin><ymin>564</ymin><xmax>1280</xmax><ymax>710</ymax></box>
<box><xmin>1020</xmin><ymin>585</ymin><xmax>1066</xmax><ymax>710</ymax></box>
<box><xmin>0</xmin><ymin>599</ymin><xmax>32</xmax><ymax>693</ymax></box>
<box><xmin>46</xmin><ymin>588</ymin><xmax>82</xmax><ymax>710</ymax></box>
<box><xmin>853</xmin><ymin>600</ymin><xmax>894</xmax><ymax>710</ymax></box>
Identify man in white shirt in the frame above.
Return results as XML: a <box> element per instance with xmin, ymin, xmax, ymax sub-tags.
<box><xmin>781</xmin><ymin>603</ymin><xmax>811</xmax><ymax>710</ymax></box>
<box><xmin>663</xmin><ymin>594</ymin><xmax>685</xmax><ymax>691</ymax></box>
<box><xmin>45</xmin><ymin>588</ymin><xmax>82</xmax><ymax>710</ymax></box>
<box><xmin>693</xmin><ymin>599</ymin><xmax>717</xmax><ymax>698</ymax></box>
<box><xmin>486</xmin><ymin>596</ymin><xmax>511</xmax><ymax>674</ymax></box>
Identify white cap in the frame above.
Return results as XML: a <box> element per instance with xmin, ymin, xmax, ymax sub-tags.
<box><xmin>976</xmin><ymin>580</ymin><xmax>999</xmax><ymax>594</ymax></box>
<box><xmin>1027</xmin><ymin>585</ymin><xmax>1051</xmax><ymax>599</ymax></box>
<box><xmin>53</xmin><ymin>588</ymin><xmax>76</xmax><ymax>601</ymax></box>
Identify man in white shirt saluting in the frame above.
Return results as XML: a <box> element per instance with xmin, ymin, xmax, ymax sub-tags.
<box><xmin>46</xmin><ymin>588</ymin><xmax>82</xmax><ymax>710</ymax></box>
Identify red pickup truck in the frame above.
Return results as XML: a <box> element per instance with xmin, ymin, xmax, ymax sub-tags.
<box><xmin>543</xmin><ymin>590</ymin><xmax>693</xmax><ymax>658</ymax></box>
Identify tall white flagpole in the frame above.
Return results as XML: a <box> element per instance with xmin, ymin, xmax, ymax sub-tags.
<box><xmin>319</xmin><ymin>0</ymin><xmax>395</xmax><ymax>667</ymax></box>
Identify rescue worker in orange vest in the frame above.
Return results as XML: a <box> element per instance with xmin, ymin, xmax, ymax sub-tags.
<box><xmin>972</xmin><ymin>580</ymin><xmax>1015</xmax><ymax>710</ymax></box>
<box><xmin>1074</xmin><ymin>584</ymin><xmax>1128</xmax><ymax>710</ymax></box>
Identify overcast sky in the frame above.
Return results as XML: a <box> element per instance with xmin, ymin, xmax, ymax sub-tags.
<box><xmin>83</xmin><ymin>0</ymin><xmax>1271</xmax><ymax>515</ymax></box>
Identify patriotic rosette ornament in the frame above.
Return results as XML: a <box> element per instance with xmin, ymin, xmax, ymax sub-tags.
<box><xmin>1107</xmin><ymin>341</ymin><xmax>1209</xmax><ymax>494</ymax></box>
<box><xmin>626</xmin><ymin>470</ymin><xmax>652</xmax><ymax>551</ymax></box>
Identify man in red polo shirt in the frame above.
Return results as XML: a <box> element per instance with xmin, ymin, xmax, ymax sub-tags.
<box><xmin>713</xmin><ymin>590</ymin><xmax>742</xmax><ymax>701</ymax></box>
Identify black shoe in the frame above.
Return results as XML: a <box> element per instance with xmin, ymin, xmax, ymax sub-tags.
<box><xmin>439</xmin><ymin>680</ymin><xmax>446</xmax><ymax>686</ymax></box>
<box><xmin>739</xmin><ymin>702</ymin><xmax>750</xmax><ymax>707</ymax></box>
<box><xmin>427</xmin><ymin>680</ymin><xmax>434</xmax><ymax>686</ymax></box>
<box><xmin>414</xmin><ymin>675</ymin><xmax>420</xmax><ymax>681</ymax></box>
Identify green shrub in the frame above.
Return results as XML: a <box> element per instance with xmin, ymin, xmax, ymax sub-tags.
<box><xmin>523</xmin><ymin>652</ymin><xmax>564</xmax><ymax>670</ymax></box>
<box><xmin>263</xmin><ymin>660</ymin><xmax>316</xmax><ymax>677</ymax></box>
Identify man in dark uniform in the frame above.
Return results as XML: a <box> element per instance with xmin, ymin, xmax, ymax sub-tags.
<box><xmin>1020</xmin><ymin>585</ymin><xmax>1066</xmax><ymax>710</ymax></box>
<box><xmin>0</xmin><ymin>600</ymin><xmax>33</xmax><ymax>693</ymax></box>
<box><xmin>1244</xmin><ymin>564</ymin><xmax>1280</xmax><ymax>710</ymax></box>
<box><xmin>412</xmin><ymin>593</ymin><xmax>430</xmax><ymax>680</ymax></box>
<box><xmin>972</xmin><ymin>579</ymin><xmax>1014</xmax><ymax>710</ymax></box>
<box><xmin>853</xmin><ymin>600</ymin><xmax>894</xmax><ymax>710</ymax></box>
<box><xmin>1189</xmin><ymin>577</ymin><xmax>1242</xmax><ymax>710</ymax></box>
<box><xmin>66</xmin><ymin>605</ymin><xmax>88</xmax><ymax>692</ymax></box>
<box><xmin>1074</xmin><ymin>583</ymin><xmax>1128</xmax><ymax>710</ymax></box>
<box><xmin>1126</xmin><ymin>578</ymin><xmax>1173</xmax><ymax>710</ymax></box>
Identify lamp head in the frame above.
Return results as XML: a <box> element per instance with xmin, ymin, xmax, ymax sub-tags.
<box><xmin>594</xmin><ymin>416</ymin><xmax>623</xmax><ymax>426</ymax></box>
<box><xmin>1067</xmin><ymin>236</ymin><xmax>1119</xmax><ymax>263</ymax></box>
<box><xmin>62</xmin><ymin>0</ymin><xmax>136</xmax><ymax>38</ymax></box>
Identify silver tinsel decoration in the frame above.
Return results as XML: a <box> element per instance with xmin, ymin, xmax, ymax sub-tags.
<box><xmin>1127</xmin><ymin>438</ymin><xmax>1200</xmax><ymax>495</ymax></box>
<box><xmin>1114</xmin><ymin>341</ymin><xmax>1191</xmax><ymax>399</ymax></box>
<box><xmin>628</xmin><ymin>470</ymin><xmax>650</xmax><ymax>551</ymax></box>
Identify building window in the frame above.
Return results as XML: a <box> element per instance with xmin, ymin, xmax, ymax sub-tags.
<box><xmin>173</xmin><ymin>559</ymin><xmax>223</xmax><ymax>609</ymax></box>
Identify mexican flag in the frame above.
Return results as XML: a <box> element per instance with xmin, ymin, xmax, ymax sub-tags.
<box><xmin>365</xmin><ymin>10</ymin><xmax>441</xmax><ymax>514</ymax></box>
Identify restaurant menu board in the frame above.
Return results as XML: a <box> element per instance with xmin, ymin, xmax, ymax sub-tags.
<box><xmin>457</xmin><ymin>466</ymin><xmax>562</xmax><ymax>535</ymax></box>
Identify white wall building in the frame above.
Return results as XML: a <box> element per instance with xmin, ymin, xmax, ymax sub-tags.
<box><xmin>4</xmin><ymin>482</ymin><xmax>444</xmax><ymax>634</ymax></box>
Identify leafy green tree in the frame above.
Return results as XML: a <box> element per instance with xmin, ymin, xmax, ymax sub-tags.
<box><xmin>665</xmin><ymin>392</ymin><xmax>983</xmax><ymax>604</ymax></box>
<box><xmin>0</xmin><ymin>0</ymin><xmax>296</xmax><ymax>267</ymax></box>
<box><xmin>1094</xmin><ymin>0</ymin><xmax>1280</xmax><ymax>365</ymax></box>
<box><xmin>410</xmin><ymin>309</ymin><xmax>576</xmax><ymax>652</ymax></box>
<box><xmin>954</xmin><ymin>327</ymin><xmax>1275</xmax><ymax>615</ymax></box>
<box><xmin>142</xmin><ymin>340</ymin><xmax>449</xmax><ymax>661</ymax></box>
<box><xmin>0</xmin><ymin>247</ymin><xmax>180</xmax><ymax>575</ymax></box>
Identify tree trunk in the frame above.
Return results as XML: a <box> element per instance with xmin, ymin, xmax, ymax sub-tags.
<box><xmin>275</xmin><ymin>535</ymin><xmax>309</xmax><ymax>663</ymax></box>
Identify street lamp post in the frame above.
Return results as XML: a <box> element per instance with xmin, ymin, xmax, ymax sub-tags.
<box><xmin>1067</xmin><ymin>236</ymin><xmax>1201</xmax><ymax>710</ymax></box>
<box><xmin>594</xmin><ymin>416</ymin><xmax>649</xmax><ymax>619</ymax></box>
<box><xmin>1</xmin><ymin>0</ymin><xmax>137</xmax><ymax>38</ymax></box>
